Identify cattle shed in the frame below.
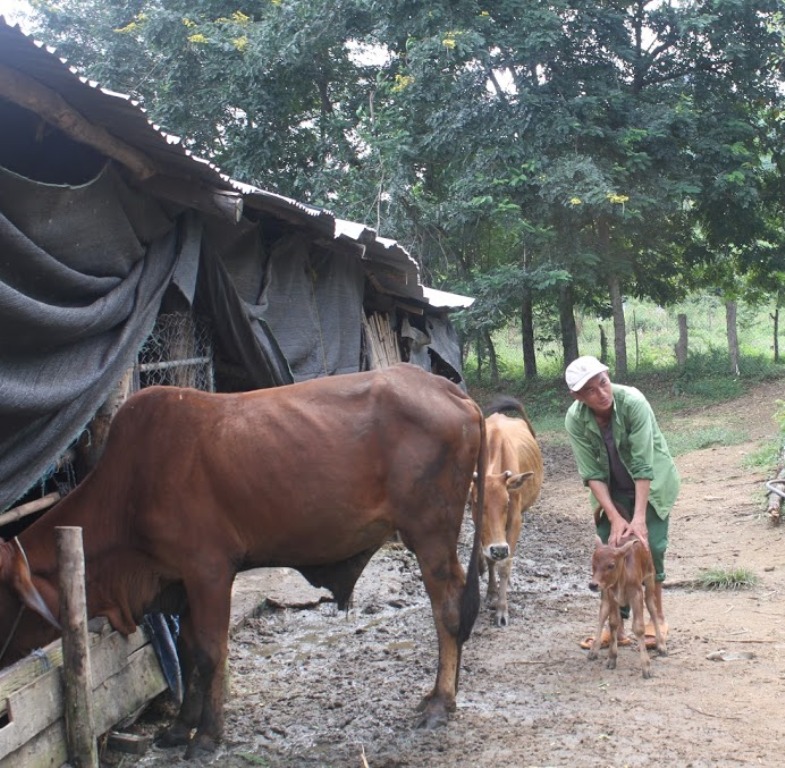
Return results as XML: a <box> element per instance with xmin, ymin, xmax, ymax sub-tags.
<box><xmin>0</xmin><ymin>17</ymin><xmax>473</xmax><ymax>519</ymax></box>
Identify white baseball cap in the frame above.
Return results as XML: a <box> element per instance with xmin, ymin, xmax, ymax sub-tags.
<box><xmin>565</xmin><ymin>356</ymin><xmax>609</xmax><ymax>392</ymax></box>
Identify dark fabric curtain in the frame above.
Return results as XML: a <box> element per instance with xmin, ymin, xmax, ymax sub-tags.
<box><xmin>0</xmin><ymin>163</ymin><xmax>180</xmax><ymax>510</ymax></box>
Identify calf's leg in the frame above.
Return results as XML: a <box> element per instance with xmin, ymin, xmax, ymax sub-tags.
<box><xmin>629</xmin><ymin>588</ymin><xmax>652</xmax><ymax>678</ymax></box>
<box><xmin>644</xmin><ymin>580</ymin><xmax>668</xmax><ymax>657</ymax></box>
<box><xmin>605</xmin><ymin>599</ymin><xmax>621</xmax><ymax>670</ymax></box>
<box><xmin>588</xmin><ymin>593</ymin><xmax>613</xmax><ymax>663</ymax></box>
<box><xmin>494</xmin><ymin>557</ymin><xmax>512</xmax><ymax>628</ymax></box>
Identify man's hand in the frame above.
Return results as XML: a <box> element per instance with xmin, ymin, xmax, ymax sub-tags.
<box><xmin>628</xmin><ymin>518</ymin><xmax>650</xmax><ymax>550</ymax></box>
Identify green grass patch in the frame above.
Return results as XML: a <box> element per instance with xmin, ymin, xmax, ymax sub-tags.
<box><xmin>694</xmin><ymin>566</ymin><xmax>759</xmax><ymax>590</ymax></box>
<box><xmin>743</xmin><ymin>440</ymin><xmax>783</xmax><ymax>470</ymax></box>
<box><xmin>664</xmin><ymin>426</ymin><xmax>749</xmax><ymax>457</ymax></box>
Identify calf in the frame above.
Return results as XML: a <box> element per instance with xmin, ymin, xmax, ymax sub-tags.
<box><xmin>587</xmin><ymin>535</ymin><xmax>667</xmax><ymax>678</ymax></box>
<box><xmin>471</xmin><ymin>396</ymin><xmax>543</xmax><ymax>627</ymax></box>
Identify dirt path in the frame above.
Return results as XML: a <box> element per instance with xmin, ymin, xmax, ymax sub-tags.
<box><xmin>127</xmin><ymin>379</ymin><xmax>785</xmax><ymax>768</ymax></box>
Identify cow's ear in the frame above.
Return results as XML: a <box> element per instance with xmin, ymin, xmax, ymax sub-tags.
<box><xmin>10</xmin><ymin>539</ymin><xmax>61</xmax><ymax>630</ymax></box>
<box><xmin>505</xmin><ymin>471</ymin><xmax>534</xmax><ymax>492</ymax></box>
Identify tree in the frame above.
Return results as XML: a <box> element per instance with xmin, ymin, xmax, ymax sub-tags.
<box><xmin>26</xmin><ymin>0</ymin><xmax>785</xmax><ymax>381</ymax></box>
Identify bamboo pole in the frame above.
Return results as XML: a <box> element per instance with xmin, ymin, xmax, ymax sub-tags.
<box><xmin>56</xmin><ymin>526</ymin><xmax>99</xmax><ymax>768</ymax></box>
<box><xmin>0</xmin><ymin>491</ymin><xmax>60</xmax><ymax>527</ymax></box>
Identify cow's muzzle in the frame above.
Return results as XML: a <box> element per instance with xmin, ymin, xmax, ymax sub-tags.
<box><xmin>489</xmin><ymin>544</ymin><xmax>510</xmax><ymax>562</ymax></box>
<box><xmin>588</xmin><ymin>581</ymin><xmax>599</xmax><ymax>592</ymax></box>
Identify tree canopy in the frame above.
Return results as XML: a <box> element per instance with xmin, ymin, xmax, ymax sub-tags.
<box><xmin>26</xmin><ymin>0</ymin><xmax>785</xmax><ymax>377</ymax></box>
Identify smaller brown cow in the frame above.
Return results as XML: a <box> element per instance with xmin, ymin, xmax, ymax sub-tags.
<box><xmin>587</xmin><ymin>535</ymin><xmax>667</xmax><ymax>678</ymax></box>
<box><xmin>471</xmin><ymin>396</ymin><xmax>543</xmax><ymax>627</ymax></box>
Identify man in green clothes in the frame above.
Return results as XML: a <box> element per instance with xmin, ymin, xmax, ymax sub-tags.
<box><xmin>564</xmin><ymin>355</ymin><xmax>680</xmax><ymax>645</ymax></box>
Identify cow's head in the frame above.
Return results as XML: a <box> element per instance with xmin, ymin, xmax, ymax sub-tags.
<box><xmin>472</xmin><ymin>470</ymin><xmax>535</xmax><ymax>562</ymax></box>
<box><xmin>588</xmin><ymin>535</ymin><xmax>638</xmax><ymax>592</ymax></box>
<box><xmin>0</xmin><ymin>537</ymin><xmax>61</xmax><ymax>630</ymax></box>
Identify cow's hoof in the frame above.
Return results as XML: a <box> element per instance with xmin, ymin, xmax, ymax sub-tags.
<box><xmin>416</xmin><ymin>706</ymin><xmax>449</xmax><ymax>729</ymax></box>
<box><xmin>657</xmin><ymin>645</ymin><xmax>669</xmax><ymax>657</ymax></box>
<box><xmin>185</xmin><ymin>733</ymin><xmax>219</xmax><ymax>760</ymax></box>
<box><xmin>642</xmin><ymin>668</ymin><xmax>652</xmax><ymax>679</ymax></box>
<box><xmin>606</xmin><ymin>658</ymin><xmax>617</xmax><ymax>670</ymax></box>
<box><xmin>156</xmin><ymin>722</ymin><xmax>192</xmax><ymax>748</ymax></box>
<box><xmin>495</xmin><ymin>612</ymin><xmax>509</xmax><ymax>628</ymax></box>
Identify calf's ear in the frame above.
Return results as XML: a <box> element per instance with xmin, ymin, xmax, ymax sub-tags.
<box><xmin>10</xmin><ymin>538</ymin><xmax>61</xmax><ymax>631</ymax></box>
<box><xmin>505</xmin><ymin>470</ymin><xmax>535</xmax><ymax>491</ymax></box>
<box><xmin>617</xmin><ymin>539</ymin><xmax>638</xmax><ymax>555</ymax></box>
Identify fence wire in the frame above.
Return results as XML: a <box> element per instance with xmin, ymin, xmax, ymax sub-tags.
<box><xmin>136</xmin><ymin>312</ymin><xmax>214</xmax><ymax>392</ymax></box>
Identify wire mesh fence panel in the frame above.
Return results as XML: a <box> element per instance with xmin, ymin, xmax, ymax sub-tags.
<box><xmin>136</xmin><ymin>312</ymin><xmax>214</xmax><ymax>392</ymax></box>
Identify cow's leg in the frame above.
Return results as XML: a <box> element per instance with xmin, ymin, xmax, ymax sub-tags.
<box><xmin>188</xmin><ymin>590</ymin><xmax>232</xmax><ymax>758</ymax></box>
<box><xmin>412</xmin><ymin>547</ymin><xmax>466</xmax><ymax>728</ymax></box>
<box><xmin>165</xmin><ymin>574</ymin><xmax>233</xmax><ymax>759</ymax></box>
<box><xmin>494</xmin><ymin>558</ymin><xmax>512</xmax><ymax>627</ymax></box>
<box><xmin>629</xmin><ymin>589</ymin><xmax>651</xmax><ymax>678</ymax></box>
<box><xmin>157</xmin><ymin>613</ymin><xmax>202</xmax><ymax>748</ymax></box>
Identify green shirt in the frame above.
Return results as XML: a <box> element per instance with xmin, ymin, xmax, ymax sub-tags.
<box><xmin>565</xmin><ymin>383</ymin><xmax>680</xmax><ymax>520</ymax></box>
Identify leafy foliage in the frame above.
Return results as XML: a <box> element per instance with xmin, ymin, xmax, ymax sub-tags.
<box><xmin>25</xmin><ymin>0</ymin><xmax>785</xmax><ymax>370</ymax></box>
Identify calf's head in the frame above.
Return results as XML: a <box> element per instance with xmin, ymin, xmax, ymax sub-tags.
<box><xmin>589</xmin><ymin>536</ymin><xmax>639</xmax><ymax>592</ymax></box>
<box><xmin>472</xmin><ymin>470</ymin><xmax>534</xmax><ymax>561</ymax></box>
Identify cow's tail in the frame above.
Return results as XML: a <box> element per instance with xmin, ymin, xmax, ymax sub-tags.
<box><xmin>459</xmin><ymin>403</ymin><xmax>487</xmax><ymax>644</ymax></box>
<box><xmin>485</xmin><ymin>394</ymin><xmax>536</xmax><ymax>438</ymax></box>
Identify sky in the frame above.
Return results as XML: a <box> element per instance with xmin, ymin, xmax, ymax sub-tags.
<box><xmin>0</xmin><ymin>0</ymin><xmax>31</xmax><ymax>29</ymax></box>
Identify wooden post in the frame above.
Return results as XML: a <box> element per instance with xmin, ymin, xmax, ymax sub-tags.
<box><xmin>56</xmin><ymin>526</ymin><xmax>99</xmax><ymax>768</ymax></box>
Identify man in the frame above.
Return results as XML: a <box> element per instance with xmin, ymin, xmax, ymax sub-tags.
<box><xmin>564</xmin><ymin>355</ymin><xmax>679</xmax><ymax>645</ymax></box>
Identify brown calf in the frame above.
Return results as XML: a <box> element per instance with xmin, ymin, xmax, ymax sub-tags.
<box><xmin>587</xmin><ymin>535</ymin><xmax>667</xmax><ymax>678</ymax></box>
<box><xmin>471</xmin><ymin>396</ymin><xmax>543</xmax><ymax>627</ymax></box>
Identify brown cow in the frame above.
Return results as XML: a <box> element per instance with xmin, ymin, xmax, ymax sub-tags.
<box><xmin>0</xmin><ymin>363</ymin><xmax>487</xmax><ymax>759</ymax></box>
<box><xmin>470</xmin><ymin>396</ymin><xmax>543</xmax><ymax>627</ymax></box>
<box><xmin>587</xmin><ymin>535</ymin><xmax>667</xmax><ymax>678</ymax></box>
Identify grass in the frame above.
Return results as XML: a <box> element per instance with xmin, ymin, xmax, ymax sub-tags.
<box><xmin>693</xmin><ymin>566</ymin><xmax>760</xmax><ymax>590</ymax></box>
<box><xmin>663</xmin><ymin>426</ymin><xmax>750</xmax><ymax>458</ymax></box>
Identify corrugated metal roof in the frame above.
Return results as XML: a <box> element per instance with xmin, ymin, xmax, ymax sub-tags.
<box><xmin>0</xmin><ymin>17</ymin><xmax>473</xmax><ymax>310</ymax></box>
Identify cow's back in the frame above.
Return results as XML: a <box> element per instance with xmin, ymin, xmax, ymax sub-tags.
<box><xmin>84</xmin><ymin>364</ymin><xmax>483</xmax><ymax>570</ymax></box>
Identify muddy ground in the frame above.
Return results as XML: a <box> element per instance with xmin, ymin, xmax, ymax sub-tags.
<box><xmin>122</xmin><ymin>379</ymin><xmax>785</xmax><ymax>768</ymax></box>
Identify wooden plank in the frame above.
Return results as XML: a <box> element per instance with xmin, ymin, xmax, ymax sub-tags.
<box><xmin>0</xmin><ymin>620</ymin><xmax>147</xmax><ymax>709</ymax></box>
<box><xmin>0</xmin><ymin>625</ymin><xmax>163</xmax><ymax>763</ymax></box>
<box><xmin>0</xmin><ymin>667</ymin><xmax>62</xmax><ymax>758</ymax></box>
<box><xmin>0</xmin><ymin>718</ymin><xmax>68</xmax><ymax>768</ymax></box>
<box><xmin>92</xmin><ymin>644</ymin><xmax>166</xmax><ymax>735</ymax></box>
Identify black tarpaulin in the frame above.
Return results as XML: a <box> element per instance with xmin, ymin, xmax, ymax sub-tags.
<box><xmin>0</xmin><ymin>163</ymin><xmax>183</xmax><ymax>510</ymax></box>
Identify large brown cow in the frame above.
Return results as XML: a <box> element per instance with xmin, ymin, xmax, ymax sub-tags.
<box><xmin>0</xmin><ymin>363</ymin><xmax>487</xmax><ymax>759</ymax></box>
<box><xmin>471</xmin><ymin>396</ymin><xmax>543</xmax><ymax>627</ymax></box>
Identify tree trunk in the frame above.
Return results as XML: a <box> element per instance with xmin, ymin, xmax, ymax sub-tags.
<box><xmin>772</xmin><ymin>308</ymin><xmax>780</xmax><ymax>363</ymax></box>
<box><xmin>726</xmin><ymin>300</ymin><xmax>740</xmax><ymax>375</ymax></box>
<box><xmin>482</xmin><ymin>329</ymin><xmax>499</xmax><ymax>386</ymax></box>
<box><xmin>559</xmin><ymin>284</ymin><xmax>579</xmax><ymax>365</ymax></box>
<box><xmin>675</xmin><ymin>313</ymin><xmax>688</xmax><ymax>368</ymax></box>
<box><xmin>609</xmin><ymin>273</ymin><xmax>627</xmax><ymax>379</ymax></box>
<box><xmin>599</xmin><ymin>325</ymin><xmax>608</xmax><ymax>363</ymax></box>
<box><xmin>521</xmin><ymin>287</ymin><xmax>537</xmax><ymax>380</ymax></box>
